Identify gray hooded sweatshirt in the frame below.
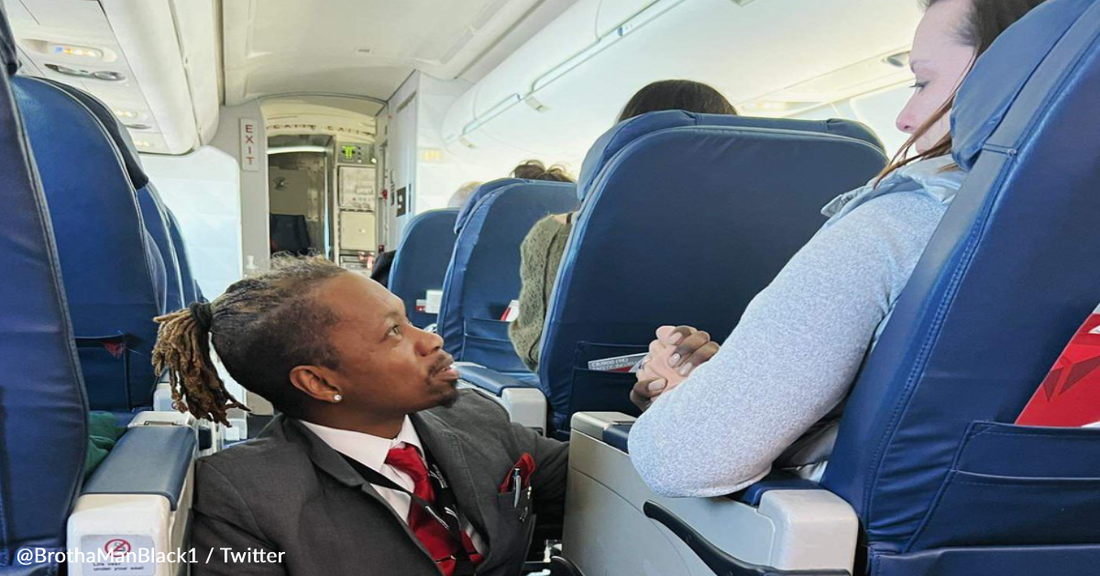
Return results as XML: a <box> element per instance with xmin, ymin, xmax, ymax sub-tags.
<box><xmin>628</xmin><ymin>156</ymin><xmax>966</xmax><ymax>497</ymax></box>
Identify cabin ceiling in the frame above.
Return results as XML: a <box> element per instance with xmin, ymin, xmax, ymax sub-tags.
<box><xmin>222</xmin><ymin>0</ymin><xmax>580</xmax><ymax>106</ymax></box>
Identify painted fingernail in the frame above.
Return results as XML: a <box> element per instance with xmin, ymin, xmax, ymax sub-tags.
<box><xmin>667</xmin><ymin>332</ymin><xmax>683</xmax><ymax>345</ymax></box>
<box><xmin>679</xmin><ymin>363</ymin><xmax>693</xmax><ymax>376</ymax></box>
<box><xmin>667</xmin><ymin>353</ymin><xmax>681</xmax><ymax>367</ymax></box>
<box><xmin>648</xmin><ymin>380</ymin><xmax>667</xmax><ymax>393</ymax></box>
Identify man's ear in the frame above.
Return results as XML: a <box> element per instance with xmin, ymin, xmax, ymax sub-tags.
<box><xmin>289</xmin><ymin>365</ymin><xmax>341</xmax><ymax>403</ymax></box>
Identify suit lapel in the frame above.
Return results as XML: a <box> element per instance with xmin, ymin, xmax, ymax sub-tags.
<box><xmin>280</xmin><ymin>417</ymin><xmax>438</xmax><ymax>563</ymax></box>
<box><xmin>413</xmin><ymin>411</ymin><xmax>509</xmax><ymax>568</ymax></box>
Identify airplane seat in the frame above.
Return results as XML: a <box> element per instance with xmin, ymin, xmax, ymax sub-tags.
<box><xmin>40</xmin><ymin>78</ymin><xmax>187</xmax><ymax>312</ymax></box>
<box><xmin>463</xmin><ymin>111</ymin><xmax>887</xmax><ymax>437</ymax></box>
<box><xmin>561</xmin><ymin>0</ymin><xmax>1100</xmax><ymax>574</ymax></box>
<box><xmin>12</xmin><ymin>75</ymin><xmax>168</xmax><ymax>413</ymax></box>
<box><xmin>0</xmin><ymin>8</ymin><xmax>196</xmax><ymax>574</ymax></box>
<box><xmin>164</xmin><ymin>207</ymin><xmax>205</xmax><ymax>304</ymax></box>
<box><xmin>441</xmin><ymin>179</ymin><xmax>579</xmax><ymax>430</ymax></box>
<box><xmin>388</xmin><ymin>208</ymin><xmax>459</xmax><ymax>328</ymax></box>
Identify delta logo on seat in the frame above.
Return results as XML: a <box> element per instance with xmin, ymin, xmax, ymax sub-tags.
<box><xmin>1016</xmin><ymin>306</ymin><xmax>1100</xmax><ymax>428</ymax></box>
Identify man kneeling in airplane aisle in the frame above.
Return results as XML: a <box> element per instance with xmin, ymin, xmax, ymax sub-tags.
<box><xmin>153</xmin><ymin>256</ymin><xmax>567</xmax><ymax>576</ymax></box>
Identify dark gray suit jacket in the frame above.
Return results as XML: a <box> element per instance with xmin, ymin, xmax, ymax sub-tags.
<box><xmin>191</xmin><ymin>390</ymin><xmax>568</xmax><ymax>576</ymax></box>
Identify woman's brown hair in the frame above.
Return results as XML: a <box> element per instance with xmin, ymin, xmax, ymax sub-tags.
<box><xmin>511</xmin><ymin>159</ymin><xmax>576</xmax><ymax>183</ymax></box>
<box><xmin>879</xmin><ymin>0</ymin><xmax>1048</xmax><ymax>180</ymax></box>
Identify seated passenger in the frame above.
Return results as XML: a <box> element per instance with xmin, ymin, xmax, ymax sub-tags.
<box><xmin>626</xmin><ymin>0</ymin><xmax>1048</xmax><ymax>497</ymax></box>
<box><xmin>508</xmin><ymin>80</ymin><xmax>738</xmax><ymax>372</ymax></box>
<box><xmin>447</xmin><ymin>180</ymin><xmax>485</xmax><ymax>209</ymax></box>
<box><xmin>153</xmin><ymin>257</ymin><xmax>567</xmax><ymax>575</ymax></box>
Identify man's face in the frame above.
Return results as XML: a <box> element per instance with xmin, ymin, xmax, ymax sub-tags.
<box><xmin>317</xmin><ymin>274</ymin><xmax>459</xmax><ymax>417</ymax></box>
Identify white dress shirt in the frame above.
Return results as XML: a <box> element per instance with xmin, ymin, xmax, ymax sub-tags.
<box><xmin>300</xmin><ymin>418</ymin><xmax>487</xmax><ymax>554</ymax></box>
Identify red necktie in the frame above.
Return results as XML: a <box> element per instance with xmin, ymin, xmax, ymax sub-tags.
<box><xmin>385</xmin><ymin>445</ymin><xmax>484</xmax><ymax>575</ymax></box>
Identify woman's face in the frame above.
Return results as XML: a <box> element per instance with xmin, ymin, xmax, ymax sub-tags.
<box><xmin>895</xmin><ymin>0</ymin><xmax>978</xmax><ymax>153</ymax></box>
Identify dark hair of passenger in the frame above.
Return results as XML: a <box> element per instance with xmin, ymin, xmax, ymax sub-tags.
<box><xmin>617</xmin><ymin>79</ymin><xmax>738</xmax><ymax>123</ymax></box>
<box><xmin>152</xmin><ymin>256</ymin><xmax>348</xmax><ymax>425</ymax></box>
<box><xmin>511</xmin><ymin>159</ymin><xmax>576</xmax><ymax>183</ymax></box>
<box><xmin>881</xmin><ymin>0</ymin><xmax>1048</xmax><ymax>178</ymax></box>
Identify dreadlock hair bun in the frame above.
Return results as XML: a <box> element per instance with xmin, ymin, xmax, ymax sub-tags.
<box><xmin>152</xmin><ymin>256</ymin><xmax>349</xmax><ymax>426</ymax></box>
<box><xmin>189</xmin><ymin>302</ymin><xmax>214</xmax><ymax>334</ymax></box>
<box><xmin>153</xmin><ymin>301</ymin><xmax>247</xmax><ymax>426</ymax></box>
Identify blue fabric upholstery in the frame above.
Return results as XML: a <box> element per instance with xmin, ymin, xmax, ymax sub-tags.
<box><xmin>577</xmin><ymin>111</ymin><xmax>884</xmax><ymax>200</ymax></box>
<box><xmin>81</xmin><ymin>426</ymin><xmax>197</xmax><ymax>511</ymax></box>
<box><xmin>165</xmin><ymin>205</ymin><xmax>204</xmax><ymax>303</ymax></box>
<box><xmin>602</xmin><ymin>424</ymin><xmax>632</xmax><ymax>454</ymax></box>
<box><xmin>734</xmin><ymin>471</ymin><xmax>822</xmax><ymax>507</ymax></box>
<box><xmin>13</xmin><ymin>76</ymin><xmax>165</xmax><ymax>411</ymax></box>
<box><xmin>820</xmin><ymin>1</ymin><xmax>1100</xmax><ymax>573</ymax></box>
<box><xmin>389</xmin><ymin>209</ymin><xmax>459</xmax><ymax>328</ymax></box>
<box><xmin>540</xmin><ymin>112</ymin><xmax>887</xmax><ymax>431</ymax></box>
<box><xmin>0</xmin><ymin>8</ymin><xmax>88</xmax><ymax>570</ymax></box>
<box><xmin>137</xmin><ymin>185</ymin><xmax>184</xmax><ymax>311</ymax></box>
<box><xmin>39</xmin><ymin>79</ymin><xmax>186</xmax><ymax>311</ymax></box>
<box><xmin>438</xmin><ymin>179</ymin><xmax>578</xmax><ymax>377</ymax></box>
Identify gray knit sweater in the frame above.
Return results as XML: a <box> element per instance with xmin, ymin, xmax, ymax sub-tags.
<box><xmin>509</xmin><ymin>214</ymin><xmax>573</xmax><ymax>372</ymax></box>
<box><xmin>628</xmin><ymin>156</ymin><xmax>965</xmax><ymax>497</ymax></box>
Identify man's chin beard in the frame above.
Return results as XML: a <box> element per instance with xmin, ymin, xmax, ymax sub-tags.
<box><xmin>430</xmin><ymin>377</ymin><xmax>460</xmax><ymax>408</ymax></box>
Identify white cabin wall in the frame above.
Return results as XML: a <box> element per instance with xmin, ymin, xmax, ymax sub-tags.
<box><xmin>378</xmin><ymin>73</ymin><xmax>529</xmax><ymax>249</ymax></box>
<box><xmin>140</xmin><ymin>147</ymin><xmax>242</xmax><ymax>298</ymax></box>
<box><xmin>376</xmin><ymin>72</ymin><xmax>420</xmax><ymax>250</ymax></box>
<box><xmin>209</xmin><ymin>101</ymin><xmax>270</xmax><ymax>273</ymax></box>
<box><xmin>790</xmin><ymin>83</ymin><xmax>913</xmax><ymax>159</ymax></box>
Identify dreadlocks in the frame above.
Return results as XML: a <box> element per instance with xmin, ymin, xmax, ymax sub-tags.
<box><xmin>152</xmin><ymin>256</ymin><xmax>349</xmax><ymax>425</ymax></box>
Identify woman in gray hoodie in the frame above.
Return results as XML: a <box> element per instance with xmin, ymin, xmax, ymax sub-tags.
<box><xmin>628</xmin><ymin>0</ymin><xmax>1050</xmax><ymax>498</ymax></box>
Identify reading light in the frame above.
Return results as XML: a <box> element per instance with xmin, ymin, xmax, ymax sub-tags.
<box><xmin>48</xmin><ymin>43</ymin><xmax>104</xmax><ymax>60</ymax></box>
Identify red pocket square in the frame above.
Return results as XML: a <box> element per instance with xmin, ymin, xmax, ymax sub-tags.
<box><xmin>499</xmin><ymin>453</ymin><xmax>537</xmax><ymax>492</ymax></box>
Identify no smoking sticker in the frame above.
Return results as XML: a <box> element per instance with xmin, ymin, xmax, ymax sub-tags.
<box><xmin>80</xmin><ymin>535</ymin><xmax>155</xmax><ymax>575</ymax></box>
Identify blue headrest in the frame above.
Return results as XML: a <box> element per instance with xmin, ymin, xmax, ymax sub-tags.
<box><xmin>539</xmin><ymin>110</ymin><xmax>887</xmax><ymax>431</ymax></box>
<box><xmin>952</xmin><ymin>0</ymin><xmax>1092</xmax><ymax>170</ymax></box>
<box><xmin>578</xmin><ymin>111</ymin><xmax>884</xmax><ymax>200</ymax></box>
<box><xmin>825</xmin><ymin>0</ymin><xmax>1100</xmax><ymax>558</ymax></box>
<box><xmin>0</xmin><ymin>51</ymin><xmax>88</xmax><ymax>569</ymax></box>
<box><xmin>13</xmin><ymin>75</ymin><xmax>166</xmax><ymax>411</ymax></box>
<box><xmin>39</xmin><ymin>78</ymin><xmax>150</xmax><ymax>190</ymax></box>
<box><xmin>1</xmin><ymin>3</ymin><xmax>17</xmax><ymax>76</ymax></box>
<box><xmin>438</xmin><ymin>179</ymin><xmax>578</xmax><ymax>373</ymax></box>
<box><xmin>389</xmin><ymin>208</ymin><xmax>459</xmax><ymax>328</ymax></box>
<box><xmin>454</xmin><ymin>178</ymin><xmax>525</xmax><ymax>233</ymax></box>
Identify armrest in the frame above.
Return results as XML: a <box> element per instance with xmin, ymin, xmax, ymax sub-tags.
<box><xmin>643</xmin><ymin>501</ymin><xmax>850</xmax><ymax>576</ymax></box>
<box><xmin>563</xmin><ymin>411</ymin><xmax>858</xmax><ymax>576</ymax></box>
<box><xmin>68</xmin><ymin>418</ymin><xmax>197</xmax><ymax>576</ymax></box>
<box><xmin>736</xmin><ymin>471</ymin><xmax>824</xmax><ymax>507</ymax></box>
<box><xmin>82</xmin><ymin>425</ymin><xmax>196</xmax><ymax>510</ymax></box>
<box><xmin>458</xmin><ymin>364</ymin><xmax>548</xmax><ymax>432</ymax></box>
<box><xmin>574</xmin><ymin>414</ymin><xmax>822</xmax><ymax>506</ymax></box>
<box><xmin>457</xmin><ymin>364</ymin><xmax>537</xmax><ymax>395</ymax></box>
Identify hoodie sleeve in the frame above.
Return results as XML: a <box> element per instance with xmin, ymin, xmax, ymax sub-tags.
<box><xmin>628</xmin><ymin>191</ymin><xmax>947</xmax><ymax>497</ymax></box>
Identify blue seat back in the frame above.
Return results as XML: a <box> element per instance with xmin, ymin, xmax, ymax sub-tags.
<box><xmin>539</xmin><ymin>111</ymin><xmax>887</xmax><ymax>431</ymax></box>
<box><xmin>0</xmin><ymin>8</ymin><xmax>88</xmax><ymax>571</ymax></box>
<box><xmin>822</xmin><ymin>1</ymin><xmax>1100</xmax><ymax>573</ymax></box>
<box><xmin>13</xmin><ymin>76</ymin><xmax>166</xmax><ymax>411</ymax></box>
<box><xmin>164</xmin><ymin>205</ymin><xmax>204</xmax><ymax>303</ymax></box>
<box><xmin>439</xmin><ymin>179</ymin><xmax>578</xmax><ymax>375</ymax></box>
<box><xmin>389</xmin><ymin>208</ymin><xmax>459</xmax><ymax>328</ymax></box>
<box><xmin>39</xmin><ymin>78</ymin><xmax>186</xmax><ymax>311</ymax></box>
